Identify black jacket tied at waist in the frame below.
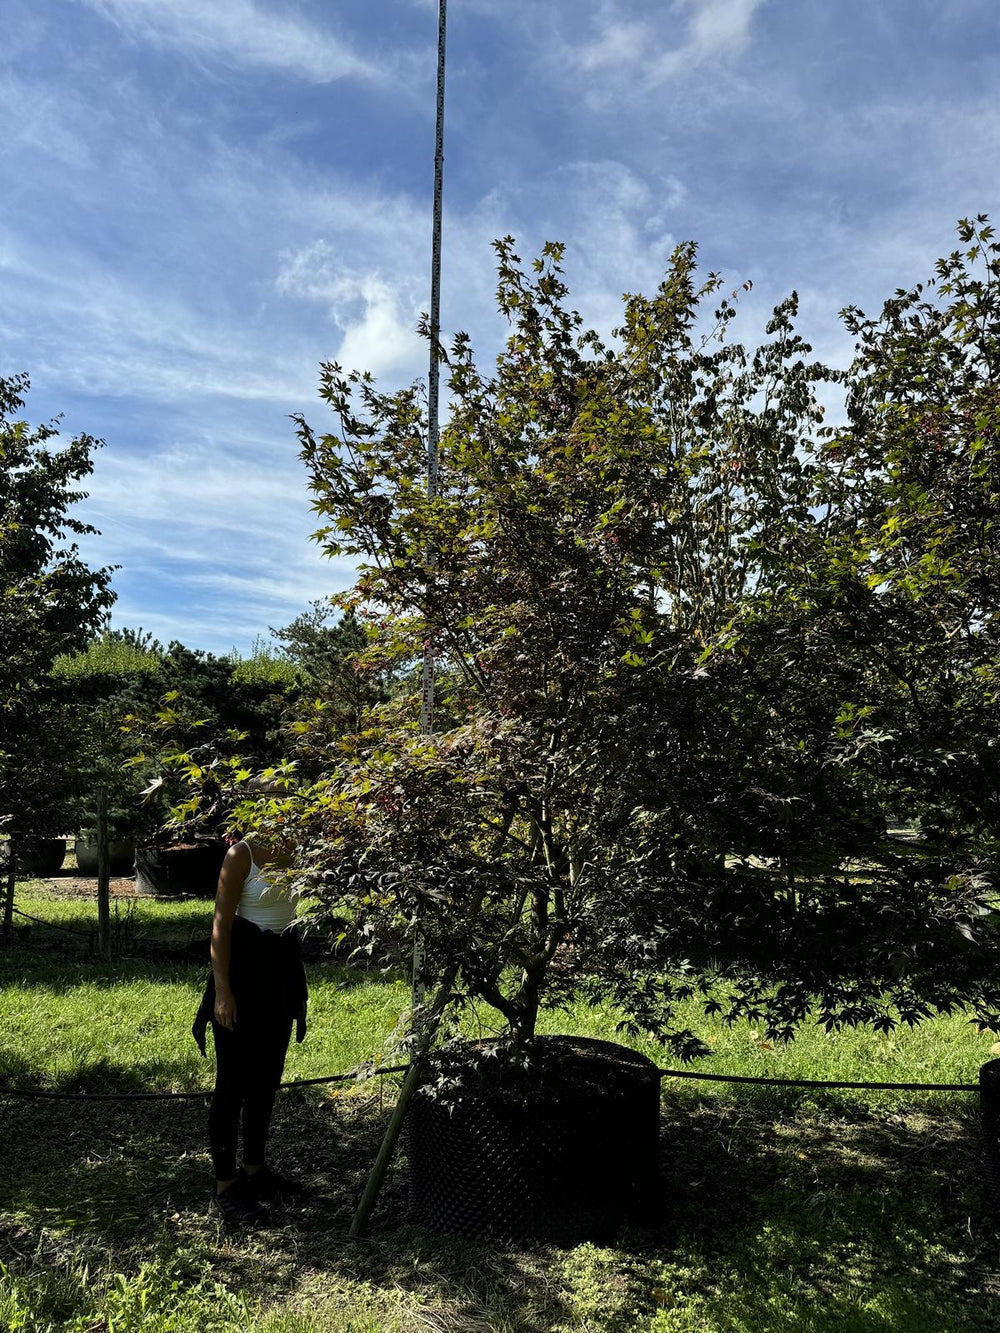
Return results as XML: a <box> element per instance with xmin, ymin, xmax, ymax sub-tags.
<box><xmin>192</xmin><ymin>913</ymin><xmax>308</xmax><ymax>1057</ymax></box>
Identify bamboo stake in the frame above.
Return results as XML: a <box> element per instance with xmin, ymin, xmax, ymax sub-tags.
<box><xmin>348</xmin><ymin>954</ymin><xmax>460</xmax><ymax>1239</ymax></box>
<box><xmin>349</xmin><ymin>803</ymin><xmax>515</xmax><ymax>1238</ymax></box>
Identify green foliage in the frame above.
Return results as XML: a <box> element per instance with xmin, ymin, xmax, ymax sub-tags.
<box><xmin>821</xmin><ymin>214</ymin><xmax>1000</xmax><ymax>848</ymax></box>
<box><xmin>51</xmin><ymin>630</ymin><xmax>167</xmax><ymax>840</ymax></box>
<box><xmin>228</xmin><ymin>638</ymin><xmax>298</xmax><ymax>689</ymax></box>
<box><xmin>271</xmin><ymin>602</ymin><xmax>393</xmax><ymax>764</ymax></box>
<box><xmin>53</xmin><ymin>629</ymin><xmax>163</xmax><ymax>682</ymax></box>
<box><xmin>0</xmin><ymin>1252</ymin><xmax>249</xmax><ymax>1333</ymax></box>
<box><xmin>0</xmin><ymin>375</ymin><xmax>115</xmax><ymax>878</ymax></box>
<box><xmin>132</xmin><ymin>606</ymin><xmax>391</xmax><ymax>842</ymax></box>
<box><xmin>121</xmin><ymin>639</ymin><xmax>304</xmax><ymax>843</ymax></box>
<box><xmin>156</xmin><ymin>641</ymin><xmax>296</xmax><ymax>768</ymax></box>
<box><xmin>281</xmin><ymin>226</ymin><xmax>1000</xmax><ymax>1055</ymax></box>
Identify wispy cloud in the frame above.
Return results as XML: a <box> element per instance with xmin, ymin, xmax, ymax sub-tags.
<box><xmin>0</xmin><ymin>233</ymin><xmax>316</xmax><ymax>406</ymax></box>
<box><xmin>5</xmin><ymin>0</ymin><xmax>998</xmax><ymax>655</ymax></box>
<box><xmin>78</xmin><ymin>434</ymin><xmax>353</xmax><ymax>653</ymax></box>
<box><xmin>677</xmin><ymin>0</ymin><xmax>766</xmax><ymax>62</ymax></box>
<box><xmin>549</xmin><ymin>0</ymin><xmax>768</xmax><ymax>92</ymax></box>
<box><xmin>82</xmin><ymin>0</ymin><xmax>387</xmax><ymax>84</ymax></box>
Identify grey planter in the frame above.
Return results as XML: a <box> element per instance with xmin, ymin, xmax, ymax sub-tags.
<box><xmin>74</xmin><ymin>838</ymin><xmax>136</xmax><ymax>877</ymax></box>
<box><xmin>134</xmin><ymin>842</ymin><xmax>226</xmax><ymax>897</ymax></box>
<box><xmin>11</xmin><ymin>838</ymin><xmax>68</xmax><ymax>877</ymax></box>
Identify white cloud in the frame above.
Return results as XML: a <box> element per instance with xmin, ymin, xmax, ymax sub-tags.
<box><xmin>82</xmin><ymin>0</ymin><xmax>386</xmax><ymax>85</ymax></box>
<box><xmin>78</xmin><ymin>437</ymin><xmax>354</xmax><ymax>651</ymax></box>
<box><xmin>0</xmin><ymin>72</ymin><xmax>95</xmax><ymax>169</ymax></box>
<box><xmin>87</xmin><ymin>445</ymin><xmax>306</xmax><ymax>528</ymax></box>
<box><xmin>555</xmin><ymin>0</ymin><xmax>768</xmax><ymax>96</ymax></box>
<box><xmin>276</xmin><ymin>243</ymin><xmax>425</xmax><ymax>378</ymax></box>
<box><xmin>679</xmin><ymin>0</ymin><xmax>765</xmax><ymax>60</ymax></box>
<box><xmin>574</xmin><ymin>12</ymin><xmax>650</xmax><ymax>74</ymax></box>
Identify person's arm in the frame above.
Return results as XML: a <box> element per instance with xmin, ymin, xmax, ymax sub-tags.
<box><xmin>212</xmin><ymin>843</ymin><xmax>250</xmax><ymax>1030</ymax></box>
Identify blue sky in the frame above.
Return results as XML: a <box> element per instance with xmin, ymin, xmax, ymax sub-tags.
<box><xmin>3</xmin><ymin>0</ymin><xmax>999</xmax><ymax>655</ymax></box>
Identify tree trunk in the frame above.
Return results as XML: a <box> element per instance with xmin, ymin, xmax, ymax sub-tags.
<box><xmin>96</xmin><ymin>787</ymin><xmax>111</xmax><ymax>958</ymax></box>
<box><xmin>513</xmin><ymin>984</ymin><xmax>541</xmax><ymax>1042</ymax></box>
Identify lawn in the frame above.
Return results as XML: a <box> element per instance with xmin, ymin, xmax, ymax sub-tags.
<box><xmin>2</xmin><ymin>881</ymin><xmax>999</xmax><ymax>1331</ymax></box>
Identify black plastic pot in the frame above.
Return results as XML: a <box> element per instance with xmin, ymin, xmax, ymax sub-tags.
<box><xmin>406</xmin><ymin>1035</ymin><xmax>661</xmax><ymax>1243</ymax></box>
<box><xmin>74</xmin><ymin>838</ymin><xmax>136</xmax><ymax>877</ymax></box>
<box><xmin>13</xmin><ymin>838</ymin><xmax>67</xmax><ymax>877</ymax></box>
<box><xmin>134</xmin><ymin>842</ymin><xmax>226</xmax><ymax>897</ymax></box>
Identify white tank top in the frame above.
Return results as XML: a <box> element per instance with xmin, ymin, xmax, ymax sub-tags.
<box><xmin>234</xmin><ymin>842</ymin><xmax>297</xmax><ymax>933</ymax></box>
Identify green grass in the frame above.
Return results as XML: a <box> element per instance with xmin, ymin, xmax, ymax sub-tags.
<box><xmin>2</xmin><ymin>881</ymin><xmax>999</xmax><ymax>1331</ymax></box>
<box><xmin>1</xmin><ymin>886</ymin><xmax>411</xmax><ymax>1093</ymax></box>
<box><xmin>6</xmin><ymin>884</ymin><xmax>994</xmax><ymax>1096</ymax></box>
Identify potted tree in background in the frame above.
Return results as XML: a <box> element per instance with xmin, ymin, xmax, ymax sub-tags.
<box><xmin>0</xmin><ymin>374</ymin><xmax>114</xmax><ymax>934</ymax></box>
<box><xmin>53</xmin><ymin>629</ymin><xmax>164</xmax><ymax>882</ymax></box>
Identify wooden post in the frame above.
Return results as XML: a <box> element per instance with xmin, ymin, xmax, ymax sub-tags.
<box><xmin>96</xmin><ymin>787</ymin><xmax>110</xmax><ymax>957</ymax></box>
<box><xmin>2</xmin><ymin>855</ymin><xmax>16</xmax><ymax>937</ymax></box>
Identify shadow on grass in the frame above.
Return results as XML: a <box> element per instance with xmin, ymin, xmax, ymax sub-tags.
<box><xmin>3</xmin><ymin>1084</ymin><xmax>998</xmax><ymax>1331</ymax></box>
<box><xmin>2</xmin><ymin>906</ymin><xmax>214</xmax><ymax>962</ymax></box>
<box><xmin>0</xmin><ymin>1045</ymin><xmax>210</xmax><ymax>1098</ymax></box>
<box><xmin>0</xmin><ymin>941</ymin><xmax>389</xmax><ymax>995</ymax></box>
<box><xmin>11</xmin><ymin>892</ymin><xmax>369</xmax><ymax>962</ymax></box>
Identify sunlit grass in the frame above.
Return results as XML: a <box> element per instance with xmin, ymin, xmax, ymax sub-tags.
<box><xmin>5</xmin><ymin>884</ymin><xmax>996</xmax><ymax>1098</ymax></box>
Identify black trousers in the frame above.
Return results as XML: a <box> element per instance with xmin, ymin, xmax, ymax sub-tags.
<box><xmin>209</xmin><ymin>1015</ymin><xmax>292</xmax><ymax>1179</ymax></box>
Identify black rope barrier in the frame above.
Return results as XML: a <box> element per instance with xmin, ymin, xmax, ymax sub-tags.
<box><xmin>0</xmin><ymin>1062</ymin><xmax>980</xmax><ymax>1102</ymax></box>
<box><xmin>0</xmin><ymin>1065</ymin><xmax>410</xmax><ymax>1102</ymax></box>
<box><xmin>658</xmin><ymin>1068</ymin><xmax>978</xmax><ymax>1092</ymax></box>
<box><xmin>11</xmin><ymin>907</ymin><xmax>93</xmax><ymax>938</ymax></box>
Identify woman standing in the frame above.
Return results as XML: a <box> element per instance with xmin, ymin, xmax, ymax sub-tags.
<box><xmin>193</xmin><ymin>825</ymin><xmax>308</xmax><ymax>1226</ymax></box>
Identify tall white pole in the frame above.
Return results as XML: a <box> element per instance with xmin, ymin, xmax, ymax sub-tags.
<box><xmin>350</xmin><ymin>0</ymin><xmax>449</xmax><ymax>1239</ymax></box>
<box><xmin>413</xmin><ymin>0</ymin><xmax>447</xmax><ymax>1012</ymax></box>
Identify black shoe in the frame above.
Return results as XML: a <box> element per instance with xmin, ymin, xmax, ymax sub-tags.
<box><xmin>213</xmin><ymin>1176</ymin><xmax>267</xmax><ymax>1227</ymax></box>
<box><xmin>241</xmin><ymin>1163</ymin><xmax>303</xmax><ymax>1202</ymax></box>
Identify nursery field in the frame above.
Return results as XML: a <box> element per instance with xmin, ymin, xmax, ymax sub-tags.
<box><xmin>2</xmin><ymin>882</ymin><xmax>1000</xmax><ymax>1332</ymax></box>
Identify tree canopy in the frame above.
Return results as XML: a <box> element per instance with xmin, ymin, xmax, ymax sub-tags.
<box><xmin>155</xmin><ymin>220</ymin><xmax>1000</xmax><ymax>1057</ymax></box>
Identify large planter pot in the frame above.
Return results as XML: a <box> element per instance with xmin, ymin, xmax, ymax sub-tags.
<box><xmin>134</xmin><ymin>842</ymin><xmax>227</xmax><ymax>898</ymax></box>
<box><xmin>406</xmin><ymin>1035</ymin><xmax>661</xmax><ymax>1243</ymax></box>
<box><xmin>74</xmin><ymin>838</ymin><xmax>136</xmax><ymax>878</ymax></box>
<box><xmin>9</xmin><ymin>838</ymin><xmax>68</xmax><ymax>877</ymax></box>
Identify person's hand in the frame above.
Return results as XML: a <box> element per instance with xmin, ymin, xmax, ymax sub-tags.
<box><xmin>214</xmin><ymin>987</ymin><xmax>237</xmax><ymax>1030</ymax></box>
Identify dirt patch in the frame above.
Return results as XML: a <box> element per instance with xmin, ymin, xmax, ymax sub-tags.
<box><xmin>32</xmin><ymin>876</ymin><xmax>138</xmax><ymax>898</ymax></box>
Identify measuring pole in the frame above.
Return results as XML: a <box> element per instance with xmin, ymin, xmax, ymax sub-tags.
<box><xmin>350</xmin><ymin>0</ymin><xmax>448</xmax><ymax>1241</ymax></box>
<box><xmin>412</xmin><ymin>0</ymin><xmax>447</xmax><ymax>1015</ymax></box>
